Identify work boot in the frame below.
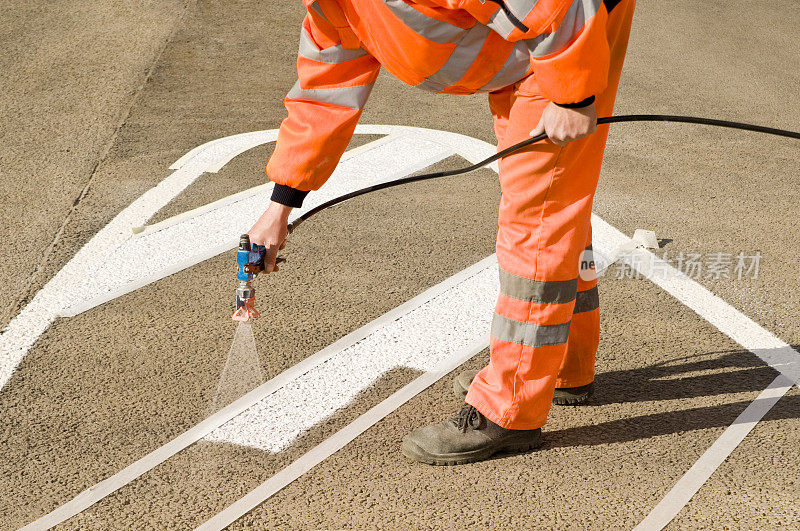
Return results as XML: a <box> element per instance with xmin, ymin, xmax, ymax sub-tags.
<box><xmin>401</xmin><ymin>404</ymin><xmax>542</xmax><ymax>465</ymax></box>
<box><xmin>453</xmin><ymin>369</ymin><xmax>595</xmax><ymax>405</ymax></box>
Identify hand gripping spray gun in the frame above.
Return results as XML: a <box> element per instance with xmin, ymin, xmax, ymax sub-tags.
<box><xmin>232</xmin><ymin>234</ymin><xmax>267</xmax><ymax>322</ymax></box>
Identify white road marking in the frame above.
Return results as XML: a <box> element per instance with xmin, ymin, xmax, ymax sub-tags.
<box><xmin>195</xmin><ymin>337</ymin><xmax>490</xmax><ymax>531</ymax></box>
<box><xmin>205</xmin><ymin>262</ymin><xmax>497</xmax><ymax>451</ymax></box>
<box><xmin>0</xmin><ymin>125</ymin><xmax>492</xmax><ymax>392</ymax></box>
<box><xmin>0</xmin><ymin>129</ymin><xmax>284</xmax><ymax>391</ymax></box>
<box><xmin>592</xmin><ymin>216</ymin><xmax>799</xmax><ymax>388</ymax></box>
<box><xmin>15</xmin><ymin>124</ymin><xmax>797</xmax><ymax>528</ymax></box>
<box><xmin>59</xmin><ymin>132</ymin><xmax>452</xmax><ymax>317</ymax></box>
<box><xmin>17</xmin><ymin>125</ymin><xmax>502</xmax><ymax>529</ymax></box>
<box><xmin>590</xmin><ymin>216</ymin><xmax>799</xmax><ymax>529</ymax></box>
<box><xmin>633</xmin><ymin>374</ymin><xmax>793</xmax><ymax>531</ymax></box>
<box><xmin>20</xmin><ymin>255</ymin><xmax>498</xmax><ymax>531</ymax></box>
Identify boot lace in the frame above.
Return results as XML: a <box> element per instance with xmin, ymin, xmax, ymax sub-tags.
<box><xmin>451</xmin><ymin>404</ymin><xmax>485</xmax><ymax>433</ymax></box>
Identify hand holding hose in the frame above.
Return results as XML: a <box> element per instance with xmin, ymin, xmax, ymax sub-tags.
<box><xmin>247</xmin><ymin>201</ymin><xmax>291</xmax><ymax>272</ymax></box>
<box><xmin>531</xmin><ymin>101</ymin><xmax>597</xmax><ymax>146</ymax></box>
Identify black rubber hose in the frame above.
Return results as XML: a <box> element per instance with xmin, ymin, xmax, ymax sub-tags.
<box><xmin>288</xmin><ymin>114</ymin><xmax>800</xmax><ymax>232</ymax></box>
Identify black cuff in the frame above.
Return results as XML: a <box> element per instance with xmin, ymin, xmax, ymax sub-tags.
<box><xmin>554</xmin><ymin>95</ymin><xmax>595</xmax><ymax>109</ymax></box>
<box><xmin>271</xmin><ymin>184</ymin><xmax>309</xmax><ymax>208</ymax></box>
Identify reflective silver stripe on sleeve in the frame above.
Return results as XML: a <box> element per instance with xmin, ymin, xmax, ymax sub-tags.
<box><xmin>526</xmin><ymin>0</ymin><xmax>602</xmax><ymax>57</ymax></box>
<box><xmin>499</xmin><ymin>268</ymin><xmax>578</xmax><ymax>304</ymax></box>
<box><xmin>573</xmin><ymin>286</ymin><xmax>599</xmax><ymax>313</ymax></box>
<box><xmin>287</xmin><ymin>81</ymin><xmax>374</xmax><ymax>109</ymax></box>
<box><xmin>504</xmin><ymin>0</ymin><xmax>541</xmax><ymax>27</ymax></box>
<box><xmin>491</xmin><ymin>314</ymin><xmax>571</xmax><ymax>347</ymax></box>
<box><xmin>384</xmin><ymin>0</ymin><xmax>467</xmax><ymax>44</ymax></box>
<box><xmin>478</xmin><ymin>40</ymin><xmax>531</xmax><ymax>91</ymax></box>
<box><xmin>486</xmin><ymin>7</ymin><xmax>517</xmax><ymax>39</ymax></box>
<box><xmin>299</xmin><ymin>27</ymin><xmax>368</xmax><ymax>64</ymax></box>
<box><xmin>416</xmin><ymin>23</ymin><xmax>492</xmax><ymax>92</ymax></box>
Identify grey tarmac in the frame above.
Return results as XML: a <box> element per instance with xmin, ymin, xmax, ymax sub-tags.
<box><xmin>0</xmin><ymin>0</ymin><xmax>798</xmax><ymax>529</ymax></box>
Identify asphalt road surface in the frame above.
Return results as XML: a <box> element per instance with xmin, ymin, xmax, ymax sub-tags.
<box><xmin>1</xmin><ymin>0</ymin><xmax>798</xmax><ymax>529</ymax></box>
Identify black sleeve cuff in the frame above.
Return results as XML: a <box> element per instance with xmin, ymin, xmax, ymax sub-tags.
<box><xmin>271</xmin><ymin>184</ymin><xmax>309</xmax><ymax>208</ymax></box>
<box><xmin>554</xmin><ymin>95</ymin><xmax>595</xmax><ymax>109</ymax></box>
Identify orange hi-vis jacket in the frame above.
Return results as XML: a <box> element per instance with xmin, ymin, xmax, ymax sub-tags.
<box><xmin>268</xmin><ymin>0</ymin><xmax>617</xmax><ymax>206</ymax></box>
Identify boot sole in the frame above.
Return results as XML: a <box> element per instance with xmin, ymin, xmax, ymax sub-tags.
<box><xmin>401</xmin><ymin>435</ymin><xmax>543</xmax><ymax>466</ymax></box>
<box><xmin>552</xmin><ymin>386</ymin><xmax>594</xmax><ymax>406</ymax></box>
<box><xmin>453</xmin><ymin>377</ymin><xmax>594</xmax><ymax>406</ymax></box>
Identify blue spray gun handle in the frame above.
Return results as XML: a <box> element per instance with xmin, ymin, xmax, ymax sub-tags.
<box><xmin>236</xmin><ymin>234</ymin><xmax>286</xmax><ymax>282</ymax></box>
<box><xmin>236</xmin><ymin>241</ymin><xmax>268</xmax><ymax>281</ymax></box>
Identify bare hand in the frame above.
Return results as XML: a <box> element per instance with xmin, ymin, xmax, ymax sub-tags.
<box><xmin>531</xmin><ymin>101</ymin><xmax>597</xmax><ymax>146</ymax></box>
<box><xmin>247</xmin><ymin>201</ymin><xmax>292</xmax><ymax>273</ymax></box>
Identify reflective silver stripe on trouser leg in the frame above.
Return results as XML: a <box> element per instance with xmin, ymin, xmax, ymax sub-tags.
<box><xmin>499</xmin><ymin>268</ymin><xmax>578</xmax><ymax>304</ymax></box>
<box><xmin>416</xmin><ymin>24</ymin><xmax>492</xmax><ymax>92</ymax></box>
<box><xmin>491</xmin><ymin>314</ymin><xmax>572</xmax><ymax>347</ymax></box>
<box><xmin>493</xmin><ymin>268</ymin><xmax>575</xmax><ymax>346</ymax></box>
<box><xmin>383</xmin><ymin>0</ymin><xmax>467</xmax><ymax>44</ymax></box>
<box><xmin>298</xmin><ymin>27</ymin><xmax>368</xmax><ymax>64</ymax></box>
<box><xmin>287</xmin><ymin>81</ymin><xmax>374</xmax><ymax>110</ymax></box>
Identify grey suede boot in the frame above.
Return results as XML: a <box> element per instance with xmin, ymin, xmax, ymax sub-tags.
<box><xmin>402</xmin><ymin>404</ymin><xmax>542</xmax><ymax>465</ymax></box>
<box><xmin>453</xmin><ymin>369</ymin><xmax>595</xmax><ymax>406</ymax></box>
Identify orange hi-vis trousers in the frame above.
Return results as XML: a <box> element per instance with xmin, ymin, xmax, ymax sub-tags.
<box><xmin>465</xmin><ymin>0</ymin><xmax>635</xmax><ymax>430</ymax></box>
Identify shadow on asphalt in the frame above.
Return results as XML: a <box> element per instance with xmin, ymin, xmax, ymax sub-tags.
<box><xmin>544</xmin><ymin>345</ymin><xmax>799</xmax><ymax>449</ymax></box>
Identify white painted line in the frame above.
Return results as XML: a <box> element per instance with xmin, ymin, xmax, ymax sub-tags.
<box><xmin>633</xmin><ymin>373</ymin><xmax>793</xmax><ymax>531</ymax></box>
<box><xmin>591</xmin><ymin>215</ymin><xmax>799</xmax><ymax>528</ymax></box>
<box><xmin>195</xmin><ymin>337</ymin><xmax>489</xmax><ymax>531</ymax></box>
<box><xmin>20</xmin><ymin>255</ymin><xmax>498</xmax><ymax>530</ymax></box>
<box><xmin>592</xmin><ymin>215</ymin><xmax>799</xmax><ymax>388</ymax></box>
<box><xmin>133</xmin><ymin>135</ymin><xmax>406</xmax><ymax>236</ymax></box>
<box><xmin>205</xmin><ymin>263</ymin><xmax>497</xmax><ymax>451</ymax></box>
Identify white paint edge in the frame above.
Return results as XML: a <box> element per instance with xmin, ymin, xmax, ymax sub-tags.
<box><xmin>131</xmin><ymin>183</ymin><xmax>272</xmax><ymax>237</ymax></box>
<box><xmin>20</xmin><ymin>255</ymin><xmax>497</xmax><ymax>531</ymax></box>
<box><xmin>195</xmin><ymin>337</ymin><xmax>489</xmax><ymax>531</ymax></box>
<box><xmin>633</xmin><ymin>374</ymin><xmax>794</xmax><ymax>530</ymax></box>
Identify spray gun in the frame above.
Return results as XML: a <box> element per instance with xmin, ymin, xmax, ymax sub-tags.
<box><xmin>232</xmin><ymin>233</ymin><xmax>288</xmax><ymax>322</ymax></box>
<box><xmin>233</xmin><ymin>234</ymin><xmax>264</xmax><ymax>322</ymax></box>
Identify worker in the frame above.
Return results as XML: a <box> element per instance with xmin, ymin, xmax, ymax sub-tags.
<box><xmin>248</xmin><ymin>0</ymin><xmax>636</xmax><ymax>465</ymax></box>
